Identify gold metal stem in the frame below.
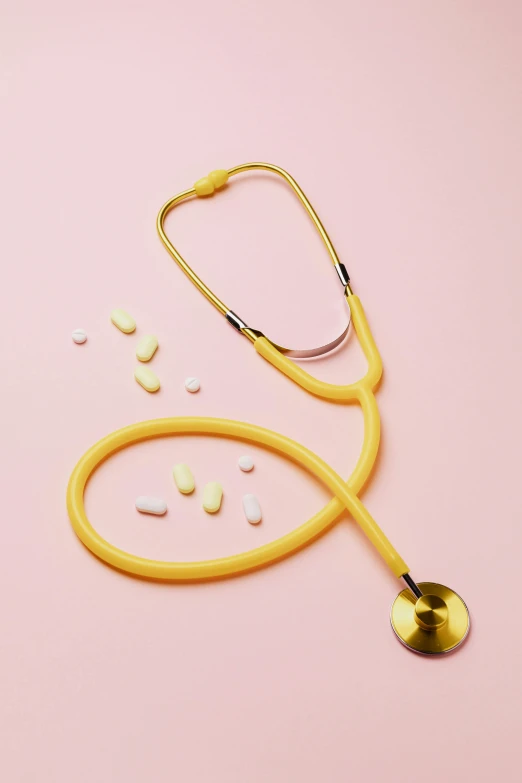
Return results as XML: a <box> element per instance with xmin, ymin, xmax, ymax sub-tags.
<box><xmin>227</xmin><ymin>163</ymin><xmax>341</xmax><ymax>267</ymax></box>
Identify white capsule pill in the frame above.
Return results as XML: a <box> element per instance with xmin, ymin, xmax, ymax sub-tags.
<box><xmin>111</xmin><ymin>308</ymin><xmax>136</xmax><ymax>334</ymax></box>
<box><xmin>238</xmin><ymin>455</ymin><xmax>254</xmax><ymax>472</ymax></box>
<box><xmin>202</xmin><ymin>481</ymin><xmax>223</xmax><ymax>513</ymax></box>
<box><xmin>72</xmin><ymin>328</ymin><xmax>87</xmax><ymax>344</ymax></box>
<box><xmin>136</xmin><ymin>335</ymin><xmax>158</xmax><ymax>362</ymax></box>
<box><xmin>243</xmin><ymin>493</ymin><xmax>262</xmax><ymax>525</ymax></box>
<box><xmin>135</xmin><ymin>496</ymin><xmax>168</xmax><ymax>515</ymax></box>
<box><xmin>185</xmin><ymin>376</ymin><xmax>200</xmax><ymax>393</ymax></box>
<box><xmin>173</xmin><ymin>463</ymin><xmax>195</xmax><ymax>494</ymax></box>
<box><xmin>134</xmin><ymin>366</ymin><xmax>160</xmax><ymax>392</ymax></box>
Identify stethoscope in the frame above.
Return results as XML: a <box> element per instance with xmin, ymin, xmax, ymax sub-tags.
<box><xmin>67</xmin><ymin>162</ymin><xmax>470</xmax><ymax>655</ymax></box>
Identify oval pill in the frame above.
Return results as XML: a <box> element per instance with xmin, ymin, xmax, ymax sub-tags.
<box><xmin>135</xmin><ymin>496</ymin><xmax>167</xmax><ymax>515</ymax></box>
<box><xmin>173</xmin><ymin>463</ymin><xmax>195</xmax><ymax>494</ymax></box>
<box><xmin>136</xmin><ymin>335</ymin><xmax>158</xmax><ymax>362</ymax></box>
<box><xmin>134</xmin><ymin>366</ymin><xmax>160</xmax><ymax>392</ymax></box>
<box><xmin>185</xmin><ymin>376</ymin><xmax>200</xmax><ymax>393</ymax></box>
<box><xmin>243</xmin><ymin>493</ymin><xmax>262</xmax><ymax>524</ymax></box>
<box><xmin>238</xmin><ymin>455</ymin><xmax>254</xmax><ymax>472</ymax></box>
<box><xmin>72</xmin><ymin>328</ymin><xmax>87</xmax><ymax>344</ymax></box>
<box><xmin>202</xmin><ymin>481</ymin><xmax>223</xmax><ymax>513</ymax></box>
<box><xmin>111</xmin><ymin>308</ymin><xmax>136</xmax><ymax>334</ymax></box>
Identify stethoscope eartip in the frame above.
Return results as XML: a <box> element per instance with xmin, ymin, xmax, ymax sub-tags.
<box><xmin>391</xmin><ymin>582</ymin><xmax>470</xmax><ymax>655</ymax></box>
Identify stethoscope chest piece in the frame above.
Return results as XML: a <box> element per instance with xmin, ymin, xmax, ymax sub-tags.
<box><xmin>391</xmin><ymin>582</ymin><xmax>470</xmax><ymax>655</ymax></box>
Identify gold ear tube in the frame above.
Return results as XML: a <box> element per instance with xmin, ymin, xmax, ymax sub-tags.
<box><xmin>157</xmin><ymin>162</ymin><xmax>350</xmax><ymax>344</ymax></box>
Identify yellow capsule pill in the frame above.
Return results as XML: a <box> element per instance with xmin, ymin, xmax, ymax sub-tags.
<box><xmin>111</xmin><ymin>308</ymin><xmax>136</xmax><ymax>334</ymax></box>
<box><xmin>136</xmin><ymin>335</ymin><xmax>158</xmax><ymax>362</ymax></box>
<box><xmin>134</xmin><ymin>366</ymin><xmax>160</xmax><ymax>393</ymax></box>
<box><xmin>173</xmin><ymin>463</ymin><xmax>195</xmax><ymax>494</ymax></box>
<box><xmin>202</xmin><ymin>481</ymin><xmax>223</xmax><ymax>513</ymax></box>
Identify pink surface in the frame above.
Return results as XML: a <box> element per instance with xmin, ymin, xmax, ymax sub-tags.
<box><xmin>1</xmin><ymin>1</ymin><xmax>522</xmax><ymax>780</ymax></box>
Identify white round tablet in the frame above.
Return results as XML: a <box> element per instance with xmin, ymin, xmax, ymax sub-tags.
<box><xmin>72</xmin><ymin>328</ymin><xmax>87</xmax><ymax>344</ymax></box>
<box><xmin>185</xmin><ymin>377</ymin><xmax>200</xmax><ymax>393</ymax></box>
<box><xmin>238</xmin><ymin>455</ymin><xmax>254</xmax><ymax>472</ymax></box>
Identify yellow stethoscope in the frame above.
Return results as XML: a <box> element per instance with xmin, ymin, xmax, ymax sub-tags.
<box><xmin>67</xmin><ymin>162</ymin><xmax>470</xmax><ymax>655</ymax></box>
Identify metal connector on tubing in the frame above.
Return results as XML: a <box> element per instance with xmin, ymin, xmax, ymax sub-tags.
<box><xmin>402</xmin><ymin>573</ymin><xmax>423</xmax><ymax>599</ymax></box>
<box><xmin>225</xmin><ymin>311</ymin><xmax>259</xmax><ymax>344</ymax></box>
<box><xmin>225</xmin><ymin>310</ymin><xmax>248</xmax><ymax>332</ymax></box>
<box><xmin>334</xmin><ymin>263</ymin><xmax>350</xmax><ymax>287</ymax></box>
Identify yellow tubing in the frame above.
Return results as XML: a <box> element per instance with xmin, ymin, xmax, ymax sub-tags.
<box><xmin>67</xmin><ymin>416</ymin><xmax>408</xmax><ymax>580</ymax></box>
<box><xmin>254</xmin><ymin>297</ymin><xmax>382</xmax><ymax>399</ymax></box>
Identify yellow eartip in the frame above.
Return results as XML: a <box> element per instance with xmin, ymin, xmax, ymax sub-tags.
<box><xmin>194</xmin><ymin>176</ymin><xmax>214</xmax><ymax>197</ymax></box>
<box><xmin>209</xmin><ymin>169</ymin><xmax>229</xmax><ymax>189</ymax></box>
<box><xmin>194</xmin><ymin>169</ymin><xmax>229</xmax><ymax>197</ymax></box>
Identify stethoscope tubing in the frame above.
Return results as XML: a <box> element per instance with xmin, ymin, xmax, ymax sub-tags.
<box><xmin>67</xmin><ymin>413</ymin><xmax>407</xmax><ymax>581</ymax></box>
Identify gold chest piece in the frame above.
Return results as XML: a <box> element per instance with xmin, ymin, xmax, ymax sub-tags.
<box><xmin>391</xmin><ymin>582</ymin><xmax>470</xmax><ymax>655</ymax></box>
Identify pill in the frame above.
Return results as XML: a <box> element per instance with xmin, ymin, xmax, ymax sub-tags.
<box><xmin>134</xmin><ymin>366</ymin><xmax>160</xmax><ymax>392</ymax></box>
<box><xmin>136</xmin><ymin>335</ymin><xmax>158</xmax><ymax>362</ymax></box>
<box><xmin>243</xmin><ymin>493</ymin><xmax>262</xmax><ymax>524</ymax></box>
<box><xmin>135</xmin><ymin>496</ymin><xmax>167</xmax><ymax>515</ymax></box>
<box><xmin>173</xmin><ymin>463</ymin><xmax>195</xmax><ymax>494</ymax></box>
<box><xmin>202</xmin><ymin>481</ymin><xmax>223</xmax><ymax>513</ymax></box>
<box><xmin>185</xmin><ymin>377</ymin><xmax>200</xmax><ymax>393</ymax></box>
<box><xmin>72</xmin><ymin>328</ymin><xmax>87</xmax><ymax>344</ymax></box>
<box><xmin>238</xmin><ymin>455</ymin><xmax>254</xmax><ymax>472</ymax></box>
<box><xmin>111</xmin><ymin>308</ymin><xmax>136</xmax><ymax>334</ymax></box>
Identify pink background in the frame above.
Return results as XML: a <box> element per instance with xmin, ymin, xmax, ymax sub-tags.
<box><xmin>2</xmin><ymin>1</ymin><xmax>522</xmax><ymax>780</ymax></box>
